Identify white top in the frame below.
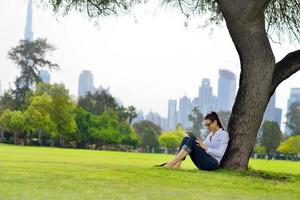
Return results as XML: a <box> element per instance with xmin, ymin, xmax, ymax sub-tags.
<box><xmin>203</xmin><ymin>128</ymin><xmax>229</xmax><ymax>165</ymax></box>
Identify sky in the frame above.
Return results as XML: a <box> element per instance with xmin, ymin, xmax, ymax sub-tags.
<box><xmin>0</xmin><ymin>0</ymin><xmax>300</xmax><ymax>130</ymax></box>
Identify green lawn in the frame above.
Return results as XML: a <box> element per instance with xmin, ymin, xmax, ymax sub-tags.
<box><xmin>1</xmin><ymin>143</ymin><xmax>300</xmax><ymax>200</ymax></box>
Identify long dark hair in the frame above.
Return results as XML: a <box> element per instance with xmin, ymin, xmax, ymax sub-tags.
<box><xmin>204</xmin><ymin>111</ymin><xmax>224</xmax><ymax>130</ymax></box>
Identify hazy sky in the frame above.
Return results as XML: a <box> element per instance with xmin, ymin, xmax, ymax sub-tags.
<box><xmin>0</xmin><ymin>0</ymin><xmax>300</xmax><ymax>130</ymax></box>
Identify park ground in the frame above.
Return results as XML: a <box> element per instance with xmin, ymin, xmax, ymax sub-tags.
<box><xmin>1</xmin><ymin>143</ymin><xmax>300</xmax><ymax>200</ymax></box>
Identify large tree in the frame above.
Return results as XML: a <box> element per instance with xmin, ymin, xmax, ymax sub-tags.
<box><xmin>44</xmin><ymin>0</ymin><xmax>300</xmax><ymax>169</ymax></box>
<box><xmin>7</xmin><ymin>38</ymin><xmax>59</xmax><ymax>110</ymax></box>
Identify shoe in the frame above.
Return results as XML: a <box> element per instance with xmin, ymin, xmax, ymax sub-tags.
<box><xmin>153</xmin><ymin>162</ymin><xmax>167</xmax><ymax>167</ymax></box>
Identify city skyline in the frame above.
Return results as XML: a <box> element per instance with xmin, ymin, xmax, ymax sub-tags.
<box><xmin>1</xmin><ymin>0</ymin><xmax>300</xmax><ymax>131</ymax></box>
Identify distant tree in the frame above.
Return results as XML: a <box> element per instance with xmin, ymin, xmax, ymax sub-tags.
<box><xmin>253</xmin><ymin>146</ymin><xmax>266</xmax><ymax>157</ymax></box>
<box><xmin>74</xmin><ymin>107</ymin><xmax>93</xmax><ymax>147</ymax></box>
<box><xmin>116</xmin><ymin>105</ymin><xmax>137</xmax><ymax>124</ymax></box>
<box><xmin>159</xmin><ymin>125</ymin><xmax>185</xmax><ymax>151</ymax></box>
<box><xmin>24</xmin><ymin>93</ymin><xmax>56</xmax><ymax>145</ymax></box>
<box><xmin>0</xmin><ymin>110</ymin><xmax>25</xmax><ymax>144</ymax></box>
<box><xmin>89</xmin><ymin>110</ymin><xmax>126</xmax><ymax>146</ymax></box>
<box><xmin>7</xmin><ymin>38</ymin><xmax>59</xmax><ymax>110</ymax></box>
<box><xmin>0</xmin><ymin>91</ymin><xmax>15</xmax><ymax>111</ymax></box>
<box><xmin>120</xmin><ymin>126</ymin><xmax>140</xmax><ymax>148</ymax></box>
<box><xmin>188</xmin><ymin>107</ymin><xmax>203</xmax><ymax>137</ymax></box>
<box><xmin>260</xmin><ymin>121</ymin><xmax>282</xmax><ymax>159</ymax></box>
<box><xmin>35</xmin><ymin>83</ymin><xmax>77</xmax><ymax>147</ymax></box>
<box><xmin>277</xmin><ymin>135</ymin><xmax>300</xmax><ymax>155</ymax></box>
<box><xmin>132</xmin><ymin>120</ymin><xmax>162</xmax><ymax>152</ymax></box>
<box><xmin>286</xmin><ymin>102</ymin><xmax>300</xmax><ymax>135</ymax></box>
<box><xmin>78</xmin><ymin>90</ymin><xmax>118</xmax><ymax>115</ymax></box>
<box><xmin>79</xmin><ymin>90</ymin><xmax>137</xmax><ymax>124</ymax></box>
<box><xmin>127</xmin><ymin>106</ymin><xmax>137</xmax><ymax>124</ymax></box>
<box><xmin>74</xmin><ymin>107</ymin><xmax>139</xmax><ymax>148</ymax></box>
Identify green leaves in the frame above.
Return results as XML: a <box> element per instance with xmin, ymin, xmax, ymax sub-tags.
<box><xmin>266</xmin><ymin>0</ymin><xmax>300</xmax><ymax>42</ymax></box>
<box><xmin>159</xmin><ymin>124</ymin><xmax>185</xmax><ymax>148</ymax></box>
<box><xmin>260</xmin><ymin>120</ymin><xmax>282</xmax><ymax>158</ymax></box>
<box><xmin>277</xmin><ymin>135</ymin><xmax>300</xmax><ymax>155</ymax></box>
<box><xmin>286</xmin><ymin>101</ymin><xmax>300</xmax><ymax>135</ymax></box>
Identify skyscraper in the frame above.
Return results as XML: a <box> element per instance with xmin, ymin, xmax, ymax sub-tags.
<box><xmin>160</xmin><ymin>118</ymin><xmax>168</xmax><ymax>131</ymax></box>
<box><xmin>78</xmin><ymin>70</ymin><xmax>95</xmax><ymax>97</ymax></box>
<box><xmin>285</xmin><ymin>88</ymin><xmax>300</xmax><ymax>134</ymax></box>
<box><xmin>167</xmin><ymin>99</ymin><xmax>177</xmax><ymax>130</ymax></box>
<box><xmin>132</xmin><ymin>111</ymin><xmax>145</xmax><ymax>124</ymax></box>
<box><xmin>19</xmin><ymin>0</ymin><xmax>34</xmax><ymax>89</ymax></box>
<box><xmin>39</xmin><ymin>70</ymin><xmax>51</xmax><ymax>83</ymax></box>
<box><xmin>179</xmin><ymin>96</ymin><xmax>191</xmax><ymax>129</ymax></box>
<box><xmin>198</xmin><ymin>78</ymin><xmax>216</xmax><ymax>115</ymax></box>
<box><xmin>263</xmin><ymin>92</ymin><xmax>282</xmax><ymax>127</ymax></box>
<box><xmin>217</xmin><ymin>69</ymin><xmax>236</xmax><ymax>112</ymax></box>
<box><xmin>146</xmin><ymin>111</ymin><xmax>162</xmax><ymax>128</ymax></box>
<box><xmin>191</xmin><ymin>97</ymin><xmax>200</xmax><ymax>110</ymax></box>
<box><xmin>25</xmin><ymin>0</ymin><xmax>33</xmax><ymax>41</ymax></box>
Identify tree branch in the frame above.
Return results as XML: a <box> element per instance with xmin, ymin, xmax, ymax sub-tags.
<box><xmin>270</xmin><ymin>49</ymin><xmax>300</xmax><ymax>96</ymax></box>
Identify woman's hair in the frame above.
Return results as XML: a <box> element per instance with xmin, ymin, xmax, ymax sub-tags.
<box><xmin>204</xmin><ymin>111</ymin><xmax>224</xmax><ymax>130</ymax></box>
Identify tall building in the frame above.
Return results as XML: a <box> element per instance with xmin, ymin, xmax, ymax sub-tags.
<box><xmin>25</xmin><ymin>0</ymin><xmax>33</xmax><ymax>41</ymax></box>
<box><xmin>19</xmin><ymin>0</ymin><xmax>34</xmax><ymax>89</ymax></box>
<box><xmin>146</xmin><ymin>111</ymin><xmax>162</xmax><ymax>128</ymax></box>
<box><xmin>198</xmin><ymin>78</ymin><xmax>216</xmax><ymax>115</ymax></box>
<box><xmin>78</xmin><ymin>70</ymin><xmax>95</xmax><ymax>97</ymax></box>
<box><xmin>191</xmin><ymin>97</ymin><xmax>200</xmax><ymax>110</ymax></box>
<box><xmin>39</xmin><ymin>70</ymin><xmax>51</xmax><ymax>83</ymax></box>
<box><xmin>160</xmin><ymin>117</ymin><xmax>168</xmax><ymax>131</ymax></box>
<box><xmin>132</xmin><ymin>111</ymin><xmax>145</xmax><ymax>124</ymax></box>
<box><xmin>263</xmin><ymin>92</ymin><xmax>282</xmax><ymax>127</ymax></box>
<box><xmin>167</xmin><ymin>99</ymin><xmax>177</xmax><ymax>130</ymax></box>
<box><xmin>217</xmin><ymin>69</ymin><xmax>236</xmax><ymax>112</ymax></box>
<box><xmin>179</xmin><ymin>96</ymin><xmax>192</xmax><ymax>129</ymax></box>
<box><xmin>285</xmin><ymin>88</ymin><xmax>300</xmax><ymax>134</ymax></box>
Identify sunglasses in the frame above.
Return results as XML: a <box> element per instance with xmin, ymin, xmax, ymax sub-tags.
<box><xmin>204</xmin><ymin>122</ymin><xmax>212</xmax><ymax>127</ymax></box>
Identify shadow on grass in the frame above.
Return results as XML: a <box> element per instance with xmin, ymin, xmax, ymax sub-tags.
<box><xmin>152</xmin><ymin>166</ymin><xmax>300</xmax><ymax>183</ymax></box>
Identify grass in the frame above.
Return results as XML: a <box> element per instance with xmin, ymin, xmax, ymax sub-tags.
<box><xmin>1</xmin><ymin>143</ymin><xmax>300</xmax><ymax>200</ymax></box>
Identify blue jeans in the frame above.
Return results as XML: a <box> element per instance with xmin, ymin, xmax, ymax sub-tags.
<box><xmin>178</xmin><ymin>136</ymin><xmax>219</xmax><ymax>171</ymax></box>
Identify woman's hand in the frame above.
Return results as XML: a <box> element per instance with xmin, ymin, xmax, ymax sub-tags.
<box><xmin>195</xmin><ymin>139</ymin><xmax>208</xmax><ymax>151</ymax></box>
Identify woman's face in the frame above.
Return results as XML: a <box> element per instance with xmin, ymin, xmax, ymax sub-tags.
<box><xmin>204</xmin><ymin>119</ymin><xmax>217</xmax><ymax>132</ymax></box>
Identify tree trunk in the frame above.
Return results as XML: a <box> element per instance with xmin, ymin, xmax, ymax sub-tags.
<box><xmin>59</xmin><ymin>136</ymin><xmax>65</xmax><ymax>147</ymax></box>
<box><xmin>38</xmin><ymin>130</ymin><xmax>42</xmax><ymax>146</ymax></box>
<box><xmin>0</xmin><ymin>130</ymin><xmax>4</xmax><ymax>142</ymax></box>
<box><xmin>24</xmin><ymin>131</ymin><xmax>28</xmax><ymax>145</ymax></box>
<box><xmin>13</xmin><ymin>131</ymin><xmax>18</xmax><ymax>144</ymax></box>
<box><xmin>29</xmin><ymin>131</ymin><xmax>33</xmax><ymax>145</ymax></box>
<box><xmin>219</xmin><ymin>4</ymin><xmax>276</xmax><ymax>170</ymax></box>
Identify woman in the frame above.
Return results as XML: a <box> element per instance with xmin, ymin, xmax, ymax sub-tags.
<box><xmin>159</xmin><ymin>111</ymin><xmax>229</xmax><ymax>171</ymax></box>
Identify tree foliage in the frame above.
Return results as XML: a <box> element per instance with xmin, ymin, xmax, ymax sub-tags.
<box><xmin>159</xmin><ymin>125</ymin><xmax>185</xmax><ymax>149</ymax></box>
<box><xmin>0</xmin><ymin>110</ymin><xmax>25</xmax><ymax>144</ymax></box>
<box><xmin>24</xmin><ymin>93</ymin><xmax>57</xmax><ymax>145</ymax></box>
<box><xmin>132</xmin><ymin>120</ymin><xmax>162</xmax><ymax>150</ymax></box>
<box><xmin>277</xmin><ymin>135</ymin><xmax>300</xmax><ymax>155</ymax></box>
<box><xmin>286</xmin><ymin>101</ymin><xmax>300</xmax><ymax>135</ymax></box>
<box><xmin>34</xmin><ymin>83</ymin><xmax>77</xmax><ymax>146</ymax></box>
<box><xmin>188</xmin><ymin>107</ymin><xmax>203</xmax><ymax>137</ymax></box>
<box><xmin>260</xmin><ymin>121</ymin><xmax>282</xmax><ymax>159</ymax></box>
<box><xmin>7</xmin><ymin>38</ymin><xmax>59</xmax><ymax>110</ymax></box>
